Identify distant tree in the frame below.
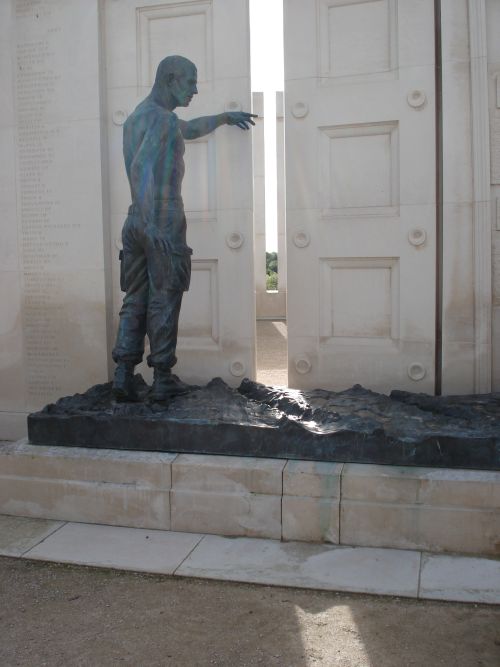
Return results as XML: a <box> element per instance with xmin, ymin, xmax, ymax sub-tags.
<box><xmin>266</xmin><ymin>251</ymin><xmax>278</xmax><ymax>276</ymax></box>
<box><xmin>266</xmin><ymin>271</ymin><xmax>278</xmax><ymax>291</ymax></box>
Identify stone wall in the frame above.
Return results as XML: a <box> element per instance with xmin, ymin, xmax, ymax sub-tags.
<box><xmin>0</xmin><ymin>0</ymin><xmax>109</xmax><ymax>440</ymax></box>
<box><xmin>487</xmin><ymin>0</ymin><xmax>500</xmax><ymax>390</ymax></box>
<box><xmin>2</xmin><ymin>2</ymin><xmax>500</xmax><ymax>444</ymax></box>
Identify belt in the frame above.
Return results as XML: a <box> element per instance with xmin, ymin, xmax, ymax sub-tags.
<box><xmin>128</xmin><ymin>199</ymin><xmax>184</xmax><ymax>216</ymax></box>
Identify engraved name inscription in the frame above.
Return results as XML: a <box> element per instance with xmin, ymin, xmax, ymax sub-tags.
<box><xmin>15</xmin><ymin>0</ymin><xmax>68</xmax><ymax>403</ymax></box>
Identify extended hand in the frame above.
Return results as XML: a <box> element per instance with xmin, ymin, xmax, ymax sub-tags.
<box><xmin>225</xmin><ymin>111</ymin><xmax>257</xmax><ymax>130</ymax></box>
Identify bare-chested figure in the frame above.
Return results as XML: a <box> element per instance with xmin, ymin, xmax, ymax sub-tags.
<box><xmin>112</xmin><ymin>55</ymin><xmax>255</xmax><ymax>402</ymax></box>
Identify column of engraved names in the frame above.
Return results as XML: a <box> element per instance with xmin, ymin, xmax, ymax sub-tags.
<box><xmin>16</xmin><ymin>1</ymin><xmax>69</xmax><ymax>403</ymax></box>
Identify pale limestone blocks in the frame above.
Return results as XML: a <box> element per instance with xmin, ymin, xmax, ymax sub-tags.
<box><xmin>0</xmin><ymin>441</ymin><xmax>174</xmax><ymax>530</ymax></box>
<box><xmin>170</xmin><ymin>457</ymin><xmax>342</xmax><ymax>542</ymax></box>
<box><xmin>1</xmin><ymin>442</ymin><xmax>499</xmax><ymax>557</ymax></box>
<box><xmin>341</xmin><ymin>464</ymin><xmax>500</xmax><ymax>556</ymax></box>
<box><xmin>282</xmin><ymin>461</ymin><xmax>342</xmax><ymax>544</ymax></box>
<box><xmin>171</xmin><ymin>454</ymin><xmax>284</xmax><ymax>539</ymax></box>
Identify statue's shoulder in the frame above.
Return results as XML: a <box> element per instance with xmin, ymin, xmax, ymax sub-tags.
<box><xmin>129</xmin><ymin>100</ymin><xmax>177</xmax><ymax>126</ymax></box>
<box><xmin>125</xmin><ymin>103</ymin><xmax>179</xmax><ymax>145</ymax></box>
<box><xmin>159</xmin><ymin>108</ymin><xmax>179</xmax><ymax>131</ymax></box>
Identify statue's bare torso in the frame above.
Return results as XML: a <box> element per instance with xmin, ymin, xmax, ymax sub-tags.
<box><xmin>123</xmin><ymin>100</ymin><xmax>187</xmax><ymax>247</ymax></box>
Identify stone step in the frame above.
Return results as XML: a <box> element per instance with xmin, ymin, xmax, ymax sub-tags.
<box><xmin>1</xmin><ymin>515</ymin><xmax>499</xmax><ymax>604</ymax></box>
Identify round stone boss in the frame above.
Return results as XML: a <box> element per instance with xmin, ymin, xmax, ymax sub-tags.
<box><xmin>226</xmin><ymin>232</ymin><xmax>245</xmax><ymax>249</ymax></box>
<box><xmin>294</xmin><ymin>356</ymin><xmax>312</xmax><ymax>374</ymax></box>
<box><xmin>293</xmin><ymin>231</ymin><xmax>311</xmax><ymax>248</ymax></box>
<box><xmin>229</xmin><ymin>360</ymin><xmax>246</xmax><ymax>377</ymax></box>
<box><xmin>407</xmin><ymin>362</ymin><xmax>426</xmax><ymax>381</ymax></box>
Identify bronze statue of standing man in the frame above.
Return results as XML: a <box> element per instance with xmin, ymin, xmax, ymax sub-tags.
<box><xmin>112</xmin><ymin>55</ymin><xmax>256</xmax><ymax>402</ymax></box>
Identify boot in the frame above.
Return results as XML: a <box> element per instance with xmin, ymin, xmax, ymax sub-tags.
<box><xmin>149</xmin><ymin>368</ymin><xmax>191</xmax><ymax>402</ymax></box>
<box><xmin>112</xmin><ymin>362</ymin><xmax>139</xmax><ymax>402</ymax></box>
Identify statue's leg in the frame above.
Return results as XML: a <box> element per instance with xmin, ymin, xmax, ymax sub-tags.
<box><xmin>148</xmin><ymin>288</ymin><xmax>192</xmax><ymax>400</ymax></box>
<box><xmin>112</xmin><ymin>217</ymin><xmax>148</xmax><ymax>400</ymax></box>
<box><xmin>145</xmin><ymin>243</ymin><xmax>192</xmax><ymax>399</ymax></box>
<box><xmin>147</xmin><ymin>288</ymin><xmax>183</xmax><ymax>371</ymax></box>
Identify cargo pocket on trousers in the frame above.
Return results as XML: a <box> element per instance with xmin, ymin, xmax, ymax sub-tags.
<box><xmin>168</xmin><ymin>252</ymin><xmax>192</xmax><ymax>292</ymax></box>
<box><xmin>119</xmin><ymin>250</ymin><xmax>126</xmax><ymax>292</ymax></box>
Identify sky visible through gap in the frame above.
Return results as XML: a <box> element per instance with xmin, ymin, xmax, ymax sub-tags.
<box><xmin>249</xmin><ymin>0</ymin><xmax>284</xmax><ymax>252</ymax></box>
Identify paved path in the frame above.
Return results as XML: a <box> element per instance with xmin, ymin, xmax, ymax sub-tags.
<box><xmin>256</xmin><ymin>320</ymin><xmax>288</xmax><ymax>386</ymax></box>
<box><xmin>1</xmin><ymin>515</ymin><xmax>499</xmax><ymax>605</ymax></box>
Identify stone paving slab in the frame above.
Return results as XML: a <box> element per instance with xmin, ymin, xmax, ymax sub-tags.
<box><xmin>0</xmin><ymin>514</ymin><xmax>64</xmax><ymax>557</ymax></box>
<box><xmin>24</xmin><ymin>522</ymin><xmax>203</xmax><ymax>575</ymax></box>
<box><xmin>175</xmin><ymin>535</ymin><xmax>422</xmax><ymax>598</ymax></box>
<box><xmin>2</xmin><ymin>515</ymin><xmax>499</xmax><ymax>604</ymax></box>
<box><xmin>419</xmin><ymin>553</ymin><xmax>500</xmax><ymax>604</ymax></box>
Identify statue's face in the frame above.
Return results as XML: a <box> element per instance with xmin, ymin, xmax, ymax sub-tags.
<box><xmin>170</xmin><ymin>65</ymin><xmax>198</xmax><ymax>107</ymax></box>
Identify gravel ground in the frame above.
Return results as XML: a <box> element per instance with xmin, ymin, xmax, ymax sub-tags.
<box><xmin>1</xmin><ymin>556</ymin><xmax>499</xmax><ymax>667</ymax></box>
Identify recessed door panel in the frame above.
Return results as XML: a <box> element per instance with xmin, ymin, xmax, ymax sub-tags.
<box><xmin>284</xmin><ymin>0</ymin><xmax>436</xmax><ymax>392</ymax></box>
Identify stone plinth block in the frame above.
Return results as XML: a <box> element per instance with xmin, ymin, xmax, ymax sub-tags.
<box><xmin>282</xmin><ymin>461</ymin><xmax>342</xmax><ymax>543</ymax></box>
<box><xmin>1</xmin><ymin>442</ymin><xmax>499</xmax><ymax>556</ymax></box>
<box><xmin>0</xmin><ymin>440</ymin><xmax>175</xmax><ymax>530</ymax></box>
<box><xmin>171</xmin><ymin>455</ymin><xmax>284</xmax><ymax>538</ymax></box>
<box><xmin>27</xmin><ymin>378</ymin><xmax>500</xmax><ymax>470</ymax></box>
<box><xmin>340</xmin><ymin>464</ymin><xmax>500</xmax><ymax>556</ymax></box>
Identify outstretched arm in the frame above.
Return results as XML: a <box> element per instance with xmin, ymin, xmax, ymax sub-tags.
<box><xmin>179</xmin><ymin>111</ymin><xmax>257</xmax><ymax>139</ymax></box>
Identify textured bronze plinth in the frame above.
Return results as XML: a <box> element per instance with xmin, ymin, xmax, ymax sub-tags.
<box><xmin>28</xmin><ymin>377</ymin><xmax>500</xmax><ymax>471</ymax></box>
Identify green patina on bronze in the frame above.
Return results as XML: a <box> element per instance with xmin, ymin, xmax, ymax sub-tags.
<box><xmin>111</xmin><ymin>55</ymin><xmax>256</xmax><ymax>403</ymax></box>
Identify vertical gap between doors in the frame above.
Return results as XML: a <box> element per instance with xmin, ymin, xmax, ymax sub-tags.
<box><xmin>434</xmin><ymin>0</ymin><xmax>444</xmax><ymax>396</ymax></box>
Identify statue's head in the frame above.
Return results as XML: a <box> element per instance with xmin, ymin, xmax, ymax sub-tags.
<box><xmin>153</xmin><ymin>55</ymin><xmax>198</xmax><ymax>107</ymax></box>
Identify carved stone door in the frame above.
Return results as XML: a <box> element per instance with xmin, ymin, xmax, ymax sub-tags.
<box><xmin>284</xmin><ymin>0</ymin><xmax>436</xmax><ymax>393</ymax></box>
<box><xmin>104</xmin><ymin>0</ymin><xmax>255</xmax><ymax>385</ymax></box>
